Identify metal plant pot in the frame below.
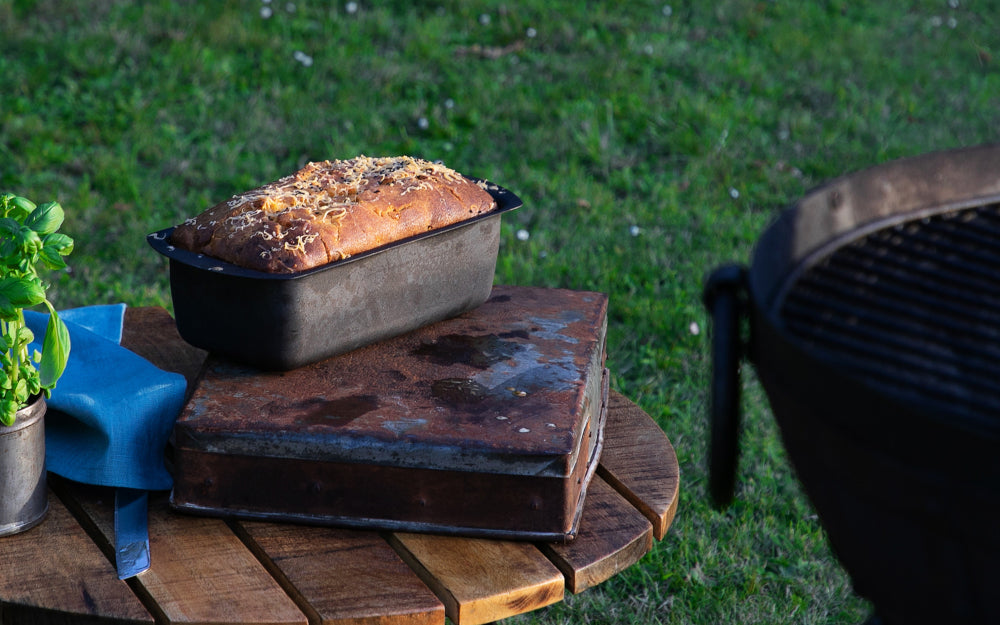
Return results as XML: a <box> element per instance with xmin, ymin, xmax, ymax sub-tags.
<box><xmin>0</xmin><ymin>396</ymin><xmax>48</xmax><ymax>536</ymax></box>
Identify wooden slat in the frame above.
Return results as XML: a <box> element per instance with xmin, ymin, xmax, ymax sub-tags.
<box><xmin>121</xmin><ymin>306</ymin><xmax>207</xmax><ymax>395</ymax></box>
<box><xmin>62</xmin><ymin>485</ymin><xmax>307</xmax><ymax>625</ymax></box>
<box><xmin>598</xmin><ymin>393</ymin><xmax>680</xmax><ymax>540</ymax></box>
<box><xmin>236</xmin><ymin>521</ymin><xmax>445</xmax><ymax>625</ymax></box>
<box><xmin>539</xmin><ymin>476</ymin><xmax>652</xmax><ymax>594</ymax></box>
<box><xmin>0</xmin><ymin>488</ymin><xmax>152</xmax><ymax>624</ymax></box>
<box><xmin>387</xmin><ymin>533</ymin><xmax>563</xmax><ymax>625</ymax></box>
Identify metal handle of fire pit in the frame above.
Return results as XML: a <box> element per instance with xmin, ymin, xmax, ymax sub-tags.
<box><xmin>702</xmin><ymin>264</ymin><xmax>748</xmax><ymax>509</ymax></box>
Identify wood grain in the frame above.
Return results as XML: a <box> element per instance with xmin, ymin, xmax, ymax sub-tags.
<box><xmin>0</xmin><ymin>308</ymin><xmax>682</xmax><ymax>624</ymax></box>
<box><xmin>598</xmin><ymin>394</ymin><xmax>680</xmax><ymax>540</ymax></box>
<box><xmin>236</xmin><ymin>521</ymin><xmax>445</xmax><ymax>625</ymax></box>
<box><xmin>539</xmin><ymin>476</ymin><xmax>652</xmax><ymax>593</ymax></box>
<box><xmin>387</xmin><ymin>533</ymin><xmax>563</xmax><ymax>625</ymax></box>
<box><xmin>0</xmin><ymin>488</ymin><xmax>152</xmax><ymax>624</ymax></box>
<box><xmin>121</xmin><ymin>306</ymin><xmax>207</xmax><ymax>396</ymax></box>
<box><xmin>62</xmin><ymin>485</ymin><xmax>307</xmax><ymax>625</ymax></box>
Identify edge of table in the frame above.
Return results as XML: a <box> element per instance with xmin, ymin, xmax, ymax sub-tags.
<box><xmin>0</xmin><ymin>306</ymin><xmax>680</xmax><ymax>625</ymax></box>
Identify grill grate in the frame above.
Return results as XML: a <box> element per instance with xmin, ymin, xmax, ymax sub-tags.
<box><xmin>778</xmin><ymin>202</ymin><xmax>1000</xmax><ymax>418</ymax></box>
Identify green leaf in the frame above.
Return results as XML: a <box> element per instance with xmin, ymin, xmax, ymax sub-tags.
<box><xmin>16</xmin><ymin>325</ymin><xmax>34</xmax><ymax>348</ymax></box>
<box><xmin>13</xmin><ymin>377</ymin><xmax>28</xmax><ymax>404</ymax></box>
<box><xmin>25</xmin><ymin>373</ymin><xmax>40</xmax><ymax>397</ymax></box>
<box><xmin>0</xmin><ymin>217</ymin><xmax>20</xmax><ymax>238</ymax></box>
<box><xmin>39</xmin><ymin>246</ymin><xmax>68</xmax><ymax>270</ymax></box>
<box><xmin>10</xmin><ymin>196</ymin><xmax>36</xmax><ymax>213</ymax></box>
<box><xmin>4</xmin><ymin>196</ymin><xmax>35</xmax><ymax>222</ymax></box>
<box><xmin>39</xmin><ymin>306</ymin><xmax>70</xmax><ymax>388</ymax></box>
<box><xmin>0</xmin><ymin>239</ymin><xmax>18</xmax><ymax>264</ymax></box>
<box><xmin>39</xmin><ymin>232</ymin><xmax>74</xmax><ymax>269</ymax></box>
<box><xmin>24</xmin><ymin>201</ymin><xmax>64</xmax><ymax>236</ymax></box>
<box><xmin>0</xmin><ymin>399</ymin><xmax>17</xmax><ymax>427</ymax></box>
<box><xmin>43</xmin><ymin>233</ymin><xmax>74</xmax><ymax>256</ymax></box>
<box><xmin>19</xmin><ymin>226</ymin><xmax>42</xmax><ymax>255</ymax></box>
<box><xmin>0</xmin><ymin>276</ymin><xmax>45</xmax><ymax>317</ymax></box>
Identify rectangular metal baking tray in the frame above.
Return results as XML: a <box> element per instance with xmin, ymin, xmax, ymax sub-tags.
<box><xmin>147</xmin><ymin>181</ymin><xmax>521</xmax><ymax>370</ymax></box>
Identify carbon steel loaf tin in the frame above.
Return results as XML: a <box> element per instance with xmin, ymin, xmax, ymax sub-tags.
<box><xmin>147</xmin><ymin>182</ymin><xmax>521</xmax><ymax>370</ymax></box>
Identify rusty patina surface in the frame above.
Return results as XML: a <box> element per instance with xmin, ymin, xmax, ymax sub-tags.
<box><xmin>171</xmin><ymin>285</ymin><xmax>608</xmax><ymax>539</ymax></box>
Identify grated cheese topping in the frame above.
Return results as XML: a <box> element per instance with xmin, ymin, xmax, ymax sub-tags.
<box><xmin>173</xmin><ymin>155</ymin><xmax>496</xmax><ymax>272</ymax></box>
<box><xmin>222</xmin><ymin>156</ymin><xmax>468</xmax><ymax>232</ymax></box>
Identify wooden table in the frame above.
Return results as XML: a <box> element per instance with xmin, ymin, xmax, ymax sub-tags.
<box><xmin>0</xmin><ymin>308</ymin><xmax>680</xmax><ymax>625</ymax></box>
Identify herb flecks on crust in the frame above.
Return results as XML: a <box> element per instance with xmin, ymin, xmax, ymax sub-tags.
<box><xmin>170</xmin><ymin>156</ymin><xmax>496</xmax><ymax>273</ymax></box>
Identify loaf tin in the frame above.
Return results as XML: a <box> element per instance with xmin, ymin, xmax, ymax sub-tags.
<box><xmin>147</xmin><ymin>182</ymin><xmax>522</xmax><ymax>370</ymax></box>
<box><xmin>170</xmin><ymin>286</ymin><xmax>609</xmax><ymax>541</ymax></box>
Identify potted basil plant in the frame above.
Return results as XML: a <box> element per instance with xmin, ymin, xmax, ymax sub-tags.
<box><xmin>0</xmin><ymin>192</ymin><xmax>73</xmax><ymax>536</ymax></box>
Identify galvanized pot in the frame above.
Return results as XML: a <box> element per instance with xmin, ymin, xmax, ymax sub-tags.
<box><xmin>0</xmin><ymin>396</ymin><xmax>47</xmax><ymax>536</ymax></box>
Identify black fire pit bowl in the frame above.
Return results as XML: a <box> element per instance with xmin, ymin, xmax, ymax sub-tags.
<box><xmin>703</xmin><ymin>143</ymin><xmax>1000</xmax><ymax>625</ymax></box>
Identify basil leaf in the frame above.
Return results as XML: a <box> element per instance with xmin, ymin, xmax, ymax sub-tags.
<box><xmin>10</xmin><ymin>196</ymin><xmax>36</xmax><ymax>213</ymax></box>
<box><xmin>5</xmin><ymin>196</ymin><xmax>35</xmax><ymax>222</ymax></box>
<box><xmin>0</xmin><ymin>399</ymin><xmax>17</xmax><ymax>427</ymax></box>
<box><xmin>24</xmin><ymin>201</ymin><xmax>64</xmax><ymax>236</ymax></box>
<box><xmin>0</xmin><ymin>217</ymin><xmax>20</xmax><ymax>238</ymax></box>
<box><xmin>16</xmin><ymin>325</ymin><xmax>34</xmax><ymax>347</ymax></box>
<box><xmin>39</xmin><ymin>246</ymin><xmax>68</xmax><ymax>270</ymax></box>
<box><xmin>43</xmin><ymin>233</ymin><xmax>74</xmax><ymax>256</ymax></box>
<box><xmin>0</xmin><ymin>276</ymin><xmax>45</xmax><ymax>316</ymax></box>
<box><xmin>19</xmin><ymin>226</ymin><xmax>42</xmax><ymax>255</ymax></box>
<box><xmin>39</xmin><ymin>309</ymin><xmax>70</xmax><ymax>389</ymax></box>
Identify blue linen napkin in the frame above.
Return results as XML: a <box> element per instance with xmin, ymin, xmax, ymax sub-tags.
<box><xmin>24</xmin><ymin>305</ymin><xmax>187</xmax><ymax>491</ymax></box>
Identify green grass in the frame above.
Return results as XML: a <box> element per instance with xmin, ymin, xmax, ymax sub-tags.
<box><xmin>3</xmin><ymin>1</ymin><xmax>999</xmax><ymax>623</ymax></box>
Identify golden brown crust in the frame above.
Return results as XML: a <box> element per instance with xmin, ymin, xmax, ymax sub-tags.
<box><xmin>170</xmin><ymin>156</ymin><xmax>497</xmax><ymax>273</ymax></box>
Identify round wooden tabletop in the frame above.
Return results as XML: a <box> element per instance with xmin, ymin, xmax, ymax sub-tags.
<box><xmin>0</xmin><ymin>308</ymin><xmax>680</xmax><ymax>625</ymax></box>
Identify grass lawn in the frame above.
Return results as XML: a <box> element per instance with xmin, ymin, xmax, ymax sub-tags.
<box><xmin>2</xmin><ymin>1</ymin><xmax>998</xmax><ymax>623</ymax></box>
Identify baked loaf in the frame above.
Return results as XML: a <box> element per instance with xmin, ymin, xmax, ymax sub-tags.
<box><xmin>170</xmin><ymin>156</ymin><xmax>497</xmax><ymax>273</ymax></box>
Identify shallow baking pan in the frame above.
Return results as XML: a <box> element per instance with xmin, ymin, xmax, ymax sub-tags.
<box><xmin>170</xmin><ymin>285</ymin><xmax>609</xmax><ymax>541</ymax></box>
<box><xmin>148</xmin><ymin>181</ymin><xmax>522</xmax><ymax>370</ymax></box>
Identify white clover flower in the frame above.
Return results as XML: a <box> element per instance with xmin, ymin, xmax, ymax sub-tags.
<box><xmin>479</xmin><ymin>13</ymin><xmax>491</xmax><ymax>25</ymax></box>
<box><xmin>629</xmin><ymin>225</ymin><xmax>641</xmax><ymax>237</ymax></box>
<box><xmin>261</xmin><ymin>6</ymin><xmax>273</xmax><ymax>18</ymax></box>
<box><xmin>417</xmin><ymin>117</ymin><xmax>430</xmax><ymax>130</ymax></box>
<box><xmin>526</xmin><ymin>27</ymin><xmax>537</xmax><ymax>38</ymax></box>
<box><xmin>346</xmin><ymin>1</ymin><xmax>358</xmax><ymax>14</ymax></box>
<box><xmin>662</xmin><ymin>5</ymin><xmax>673</xmax><ymax>16</ymax></box>
<box><xmin>293</xmin><ymin>51</ymin><xmax>313</xmax><ymax>67</ymax></box>
<box><xmin>444</xmin><ymin>98</ymin><xmax>455</xmax><ymax>109</ymax></box>
<box><xmin>516</xmin><ymin>229</ymin><xmax>530</xmax><ymax>241</ymax></box>
<box><xmin>689</xmin><ymin>321</ymin><xmax>700</xmax><ymax>336</ymax></box>
<box><xmin>729</xmin><ymin>187</ymin><xmax>740</xmax><ymax>199</ymax></box>
<box><xmin>930</xmin><ymin>15</ymin><xmax>943</xmax><ymax>27</ymax></box>
<box><xmin>948</xmin><ymin>16</ymin><xmax>957</xmax><ymax>28</ymax></box>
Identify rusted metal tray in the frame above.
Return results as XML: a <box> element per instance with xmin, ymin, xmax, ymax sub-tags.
<box><xmin>170</xmin><ymin>286</ymin><xmax>608</xmax><ymax>541</ymax></box>
<box><xmin>147</xmin><ymin>181</ymin><xmax>521</xmax><ymax>370</ymax></box>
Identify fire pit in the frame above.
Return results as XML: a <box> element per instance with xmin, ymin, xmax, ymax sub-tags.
<box><xmin>704</xmin><ymin>144</ymin><xmax>1000</xmax><ymax>625</ymax></box>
